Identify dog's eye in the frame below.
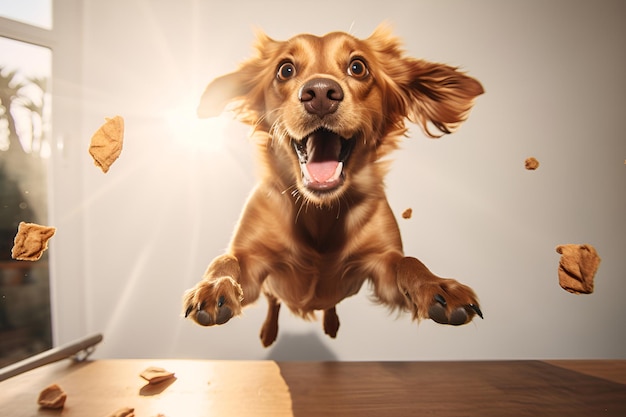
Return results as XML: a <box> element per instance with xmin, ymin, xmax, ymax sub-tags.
<box><xmin>277</xmin><ymin>61</ymin><xmax>296</xmax><ymax>81</ymax></box>
<box><xmin>348</xmin><ymin>58</ymin><xmax>369</xmax><ymax>79</ymax></box>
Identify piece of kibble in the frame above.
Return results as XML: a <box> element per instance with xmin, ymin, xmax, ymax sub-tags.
<box><xmin>525</xmin><ymin>157</ymin><xmax>539</xmax><ymax>170</ymax></box>
<box><xmin>140</xmin><ymin>366</ymin><xmax>175</xmax><ymax>384</ymax></box>
<box><xmin>11</xmin><ymin>222</ymin><xmax>56</xmax><ymax>261</ymax></box>
<box><xmin>401</xmin><ymin>208</ymin><xmax>413</xmax><ymax>219</ymax></box>
<box><xmin>89</xmin><ymin>115</ymin><xmax>124</xmax><ymax>173</ymax></box>
<box><xmin>555</xmin><ymin>244</ymin><xmax>601</xmax><ymax>294</ymax></box>
<box><xmin>37</xmin><ymin>384</ymin><xmax>67</xmax><ymax>409</ymax></box>
<box><xmin>107</xmin><ymin>407</ymin><xmax>135</xmax><ymax>417</ymax></box>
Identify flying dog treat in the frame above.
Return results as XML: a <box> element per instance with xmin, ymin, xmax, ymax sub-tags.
<box><xmin>555</xmin><ymin>244</ymin><xmax>601</xmax><ymax>294</ymax></box>
<box><xmin>107</xmin><ymin>407</ymin><xmax>135</xmax><ymax>417</ymax></box>
<box><xmin>37</xmin><ymin>384</ymin><xmax>67</xmax><ymax>409</ymax></box>
<box><xmin>401</xmin><ymin>208</ymin><xmax>413</xmax><ymax>219</ymax></box>
<box><xmin>11</xmin><ymin>221</ymin><xmax>56</xmax><ymax>261</ymax></box>
<box><xmin>525</xmin><ymin>157</ymin><xmax>539</xmax><ymax>170</ymax></box>
<box><xmin>140</xmin><ymin>366</ymin><xmax>175</xmax><ymax>384</ymax></box>
<box><xmin>89</xmin><ymin>115</ymin><xmax>124</xmax><ymax>173</ymax></box>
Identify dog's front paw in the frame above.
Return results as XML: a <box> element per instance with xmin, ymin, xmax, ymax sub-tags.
<box><xmin>426</xmin><ymin>284</ymin><xmax>483</xmax><ymax>325</ymax></box>
<box><xmin>183</xmin><ymin>277</ymin><xmax>244</xmax><ymax>326</ymax></box>
<box><xmin>405</xmin><ymin>278</ymin><xmax>483</xmax><ymax>326</ymax></box>
<box><xmin>397</xmin><ymin>257</ymin><xmax>483</xmax><ymax>326</ymax></box>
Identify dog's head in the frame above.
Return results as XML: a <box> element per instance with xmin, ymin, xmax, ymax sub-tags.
<box><xmin>198</xmin><ymin>25</ymin><xmax>483</xmax><ymax>206</ymax></box>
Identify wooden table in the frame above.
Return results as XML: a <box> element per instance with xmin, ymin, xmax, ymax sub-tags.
<box><xmin>0</xmin><ymin>359</ymin><xmax>624</xmax><ymax>416</ymax></box>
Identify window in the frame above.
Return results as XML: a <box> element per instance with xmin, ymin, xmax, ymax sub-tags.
<box><xmin>0</xmin><ymin>2</ymin><xmax>53</xmax><ymax>367</ymax></box>
<box><xmin>0</xmin><ymin>0</ymin><xmax>52</xmax><ymax>29</ymax></box>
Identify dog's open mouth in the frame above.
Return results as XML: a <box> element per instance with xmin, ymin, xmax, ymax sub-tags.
<box><xmin>292</xmin><ymin>128</ymin><xmax>355</xmax><ymax>191</ymax></box>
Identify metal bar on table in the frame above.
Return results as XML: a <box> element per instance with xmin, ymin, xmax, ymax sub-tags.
<box><xmin>0</xmin><ymin>333</ymin><xmax>103</xmax><ymax>382</ymax></box>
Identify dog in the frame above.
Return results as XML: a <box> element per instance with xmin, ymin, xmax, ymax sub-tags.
<box><xmin>183</xmin><ymin>25</ymin><xmax>484</xmax><ymax>347</ymax></box>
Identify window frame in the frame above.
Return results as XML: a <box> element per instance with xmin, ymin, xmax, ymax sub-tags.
<box><xmin>0</xmin><ymin>1</ymin><xmax>87</xmax><ymax>347</ymax></box>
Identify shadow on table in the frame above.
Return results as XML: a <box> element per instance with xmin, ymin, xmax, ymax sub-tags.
<box><xmin>264</xmin><ymin>332</ymin><xmax>338</xmax><ymax>361</ymax></box>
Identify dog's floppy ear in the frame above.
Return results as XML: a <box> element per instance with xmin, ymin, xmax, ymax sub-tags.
<box><xmin>196</xmin><ymin>65</ymin><xmax>265</xmax><ymax>123</ymax></box>
<box><xmin>368</xmin><ymin>25</ymin><xmax>484</xmax><ymax>138</ymax></box>
<box><xmin>197</xmin><ymin>71</ymin><xmax>252</xmax><ymax>119</ymax></box>
<box><xmin>399</xmin><ymin>59</ymin><xmax>484</xmax><ymax>138</ymax></box>
<box><xmin>197</xmin><ymin>31</ymin><xmax>278</xmax><ymax>124</ymax></box>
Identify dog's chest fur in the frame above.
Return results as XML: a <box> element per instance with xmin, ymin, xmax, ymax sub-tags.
<box><xmin>234</xmin><ymin>182</ymin><xmax>401</xmax><ymax>314</ymax></box>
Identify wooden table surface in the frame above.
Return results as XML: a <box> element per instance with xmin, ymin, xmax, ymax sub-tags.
<box><xmin>0</xmin><ymin>359</ymin><xmax>624</xmax><ymax>416</ymax></box>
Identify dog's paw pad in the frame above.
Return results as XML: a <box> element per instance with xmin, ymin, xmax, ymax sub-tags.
<box><xmin>428</xmin><ymin>302</ymin><xmax>449</xmax><ymax>324</ymax></box>
<box><xmin>428</xmin><ymin>295</ymin><xmax>483</xmax><ymax>325</ymax></box>
<box><xmin>448</xmin><ymin>307</ymin><xmax>469</xmax><ymax>326</ymax></box>
<box><xmin>182</xmin><ymin>278</ymin><xmax>243</xmax><ymax>326</ymax></box>
<box><xmin>195</xmin><ymin>298</ymin><xmax>233</xmax><ymax>326</ymax></box>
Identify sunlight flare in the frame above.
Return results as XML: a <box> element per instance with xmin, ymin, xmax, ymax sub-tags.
<box><xmin>164</xmin><ymin>98</ymin><xmax>230</xmax><ymax>152</ymax></box>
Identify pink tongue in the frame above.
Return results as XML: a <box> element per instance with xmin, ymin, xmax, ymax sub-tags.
<box><xmin>307</xmin><ymin>160</ymin><xmax>339</xmax><ymax>182</ymax></box>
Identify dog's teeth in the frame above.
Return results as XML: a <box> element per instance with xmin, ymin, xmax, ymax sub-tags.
<box><xmin>333</xmin><ymin>161</ymin><xmax>343</xmax><ymax>180</ymax></box>
<box><xmin>300</xmin><ymin>163</ymin><xmax>312</xmax><ymax>182</ymax></box>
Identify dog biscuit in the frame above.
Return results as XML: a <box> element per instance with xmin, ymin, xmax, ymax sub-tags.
<box><xmin>555</xmin><ymin>244</ymin><xmax>601</xmax><ymax>294</ymax></box>
<box><xmin>402</xmin><ymin>208</ymin><xmax>413</xmax><ymax>219</ymax></box>
<box><xmin>140</xmin><ymin>366</ymin><xmax>175</xmax><ymax>384</ymax></box>
<box><xmin>89</xmin><ymin>115</ymin><xmax>124</xmax><ymax>173</ymax></box>
<box><xmin>107</xmin><ymin>407</ymin><xmax>135</xmax><ymax>417</ymax></box>
<box><xmin>525</xmin><ymin>157</ymin><xmax>539</xmax><ymax>170</ymax></box>
<box><xmin>37</xmin><ymin>384</ymin><xmax>67</xmax><ymax>409</ymax></box>
<box><xmin>11</xmin><ymin>221</ymin><xmax>56</xmax><ymax>261</ymax></box>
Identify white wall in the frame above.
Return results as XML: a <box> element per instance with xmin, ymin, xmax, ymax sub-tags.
<box><xmin>50</xmin><ymin>0</ymin><xmax>626</xmax><ymax>360</ymax></box>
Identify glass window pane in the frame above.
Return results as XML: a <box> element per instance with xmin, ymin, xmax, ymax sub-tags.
<box><xmin>0</xmin><ymin>36</ymin><xmax>52</xmax><ymax>367</ymax></box>
<box><xmin>0</xmin><ymin>0</ymin><xmax>52</xmax><ymax>30</ymax></box>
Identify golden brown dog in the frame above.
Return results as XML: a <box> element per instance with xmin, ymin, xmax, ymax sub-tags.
<box><xmin>183</xmin><ymin>25</ymin><xmax>484</xmax><ymax>347</ymax></box>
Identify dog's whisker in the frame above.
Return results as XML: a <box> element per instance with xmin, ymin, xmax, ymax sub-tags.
<box><xmin>254</xmin><ymin>107</ymin><xmax>278</xmax><ymax>127</ymax></box>
<box><xmin>294</xmin><ymin>197</ymin><xmax>306</xmax><ymax>224</ymax></box>
<box><xmin>348</xmin><ymin>21</ymin><xmax>356</xmax><ymax>36</ymax></box>
<box><xmin>280</xmin><ymin>182</ymin><xmax>297</xmax><ymax>195</ymax></box>
<box><xmin>265</xmin><ymin>109</ymin><xmax>291</xmax><ymax>147</ymax></box>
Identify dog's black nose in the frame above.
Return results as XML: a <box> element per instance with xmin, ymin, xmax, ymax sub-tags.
<box><xmin>299</xmin><ymin>78</ymin><xmax>344</xmax><ymax>117</ymax></box>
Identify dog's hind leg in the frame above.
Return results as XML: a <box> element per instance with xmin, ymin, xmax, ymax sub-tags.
<box><xmin>260</xmin><ymin>293</ymin><xmax>281</xmax><ymax>347</ymax></box>
<box><xmin>323</xmin><ymin>306</ymin><xmax>340</xmax><ymax>338</ymax></box>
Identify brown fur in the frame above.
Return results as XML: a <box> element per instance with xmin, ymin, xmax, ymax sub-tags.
<box><xmin>183</xmin><ymin>25</ymin><xmax>484</xmax><ymax>347</ymax></box>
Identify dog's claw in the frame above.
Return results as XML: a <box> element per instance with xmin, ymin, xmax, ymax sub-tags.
<box><xmin>184</xmin><ymin>305</ymin><xmax>193</xmax><ymax>318</ymax></box>
<box><xmin>434</xmin><ymin>294</ymin><xmax>447</xmax><ymax>306</ymax></box>
<box><xmin>469</xmin><ymin>303</ymin><xmax>483</xmax><ymax>319</ymax></box>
